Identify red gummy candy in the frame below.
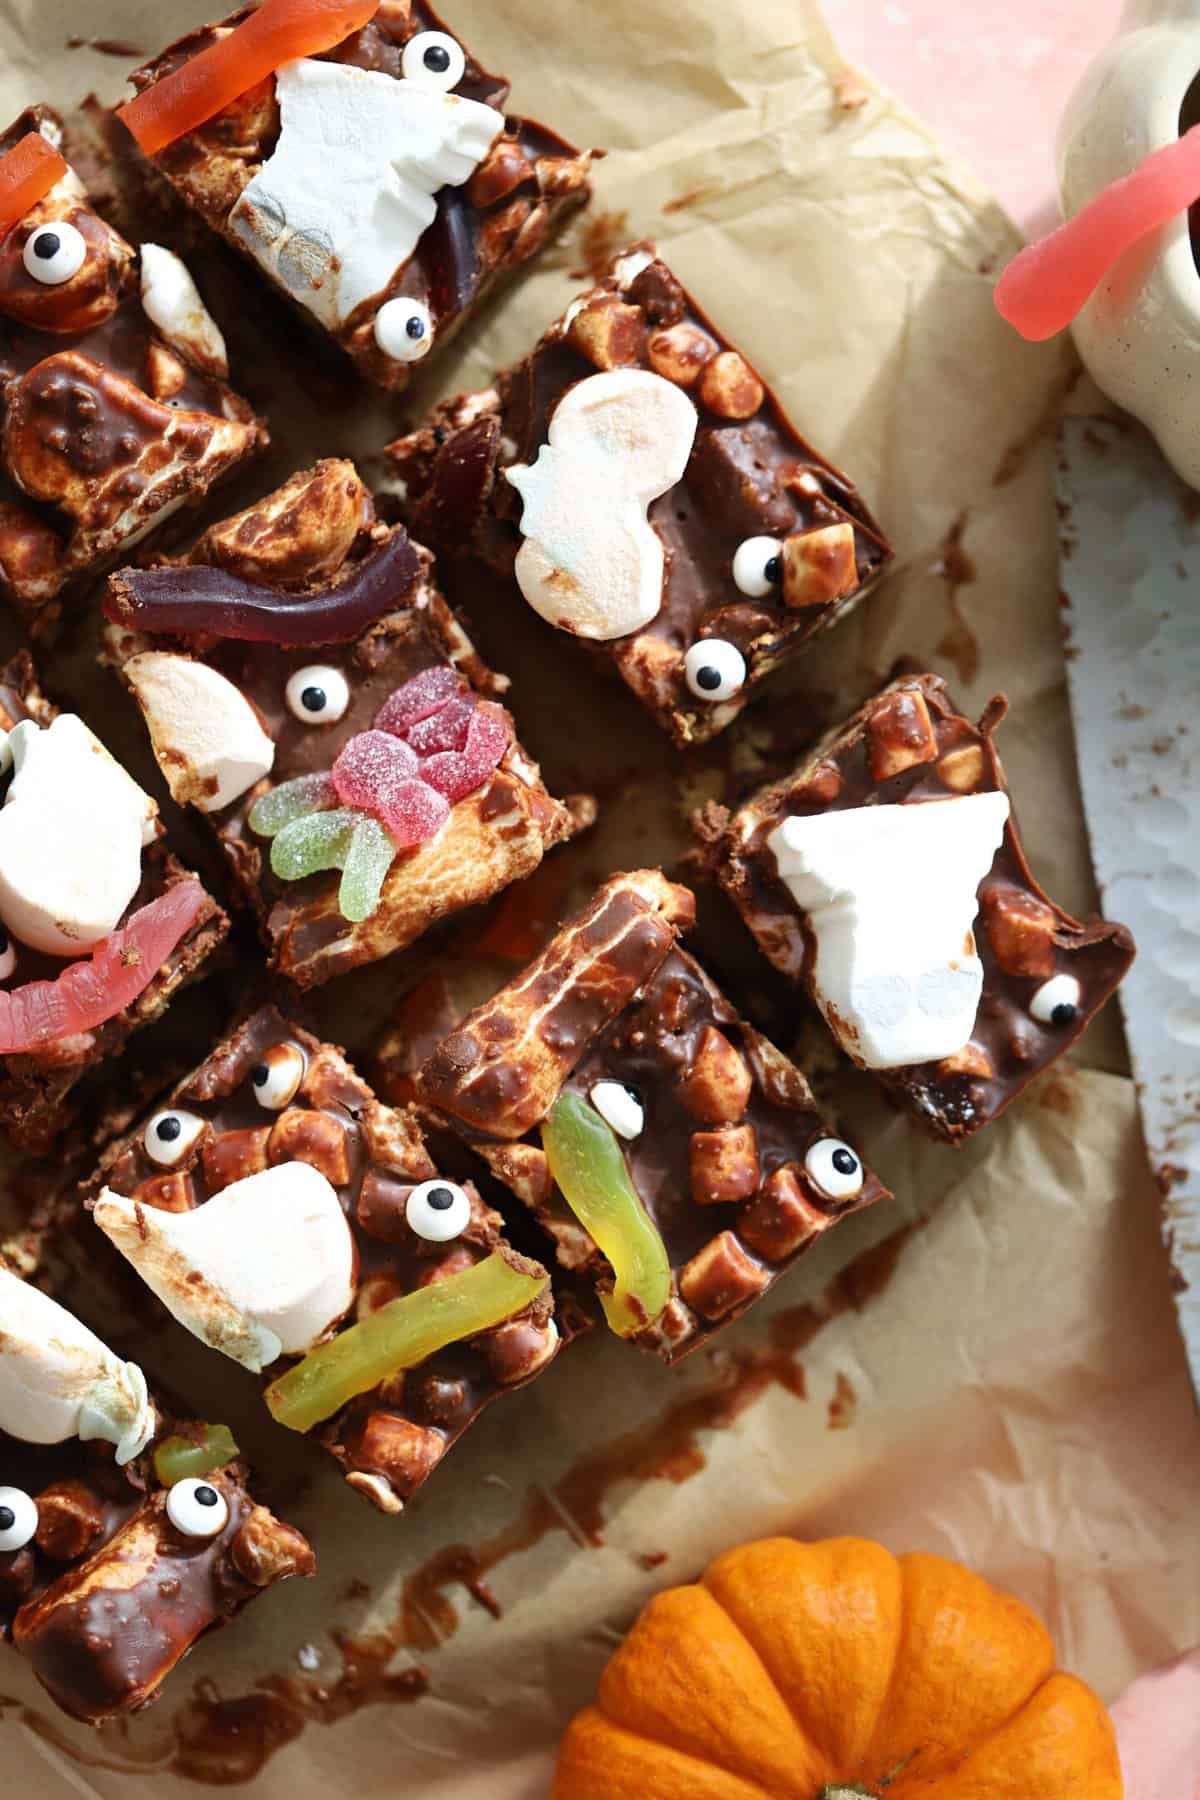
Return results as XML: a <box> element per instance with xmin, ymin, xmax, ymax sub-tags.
<box><xmin>375</xmin><ymin>666</ymin><xmax>463</xmax><ymax>737</ymax></box>
<box><xmin>331</xmin><ymin>730</ymin><xmax>418</xmax><ymax>816</ymax></box>
<box><xmin>406</xmin><ymin>697</ymin><xmax>475</xmax><ymax>758</ymax></box>
<box><xmin>0</xmin><ymin>880</ymin><xmax>205</xmax><ymax>1053</ymax></box>
<box><xmin>420</xmin><ymin>705</ymin><xmax>511</xmax><ymax>801</ymax></box>
<box><xmin>995</xmin><ymin>124</ymin><xmax>1200</xmax><ymax>341</ymax></box>
<box><xmin>376</xmin><ymin>778</ymin><xmax>450</xmax><ymax>847</ymax></box>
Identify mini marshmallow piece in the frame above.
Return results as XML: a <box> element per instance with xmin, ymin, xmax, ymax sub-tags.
<box><xmin>93</xmin><ymin>1162</ymin><xmax>356</xmax><ymax>1374</ymax></box>
<box><xmin>506</xmin><ymin>369</ymin><xmax>698</xmax><ymax>640</ymax></box>
<box><xmin>124</xmin><ymin>652</ymin><xmax>275</xmax><ymax>813</ymax></box>
<box><xmin>768</xmin><ymin>792</ymin><xmax>1010</xmax><ymax>1069</ymax></box>
<box><xmin>0</xmin><ymin>1264</ymin><xmax>154</xmax><ymax>1463</ymax></box>
<box><xmin>140</xmin><ymin>242</ymin><xmax>229</xmax><ymax>378</ymax></box>
<box><xmin>231</xmin><ymin>58</ymin><xmax>503</xmax><ymax>331</ymax></box>
<box><xmin>0</xmin><ymin>716</ymin><xmax>159</xmax><ymax>956</ymax></box>
<box><xmin>589</xmin><ymin>1080</ymin><xmax>645</xmax><ymax>1140</ymax></box>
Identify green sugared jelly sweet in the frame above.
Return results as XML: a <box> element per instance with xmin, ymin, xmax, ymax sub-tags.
<box><xmin>153</xmin><ymin>1423</ymin><xmax>240</xmax><ymax>1486</ymax></box>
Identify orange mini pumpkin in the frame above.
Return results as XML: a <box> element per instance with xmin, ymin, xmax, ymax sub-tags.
<box><xmin>554</xmin><ymin>1537</ymin><xmax>1123</xmax><ymax>1798</ymax></box>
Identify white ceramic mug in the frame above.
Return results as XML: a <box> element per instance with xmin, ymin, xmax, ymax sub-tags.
<box><xmin>1059</xmin><ymin>0</ymin><xmax>1200</xmax><ymax>487</ymax></box>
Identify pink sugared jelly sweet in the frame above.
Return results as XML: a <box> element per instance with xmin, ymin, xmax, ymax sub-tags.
<box><xmin>375</xmin><ymin>666</ymin><xmax>463</xmax><ymax>737</ymax></box>
<box><xmin>421</xmin><ymin>705</ymin><xmax>511</xmax><ymax>802</ymax></box>
<box><xmin>995</xmin><ymin>124</ymin><xmax>1200</xmax><ymax>342</ymax></box>
<box><xmin>406</xmin><ymin>697</ymin><xmax>475</xmax><ymax>758</ymax></box>
<box><xmin>331</xmin><ymin>730</ymin><xmax>418</xmax><ymax>818</ymax></box>
<box><xmin>376</xmin><ymin>778</ymin><xmax>450</xmax><ymax>847</ymax></box>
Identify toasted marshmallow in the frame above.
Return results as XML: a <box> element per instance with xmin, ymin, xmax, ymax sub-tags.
<box><xmin>0</xmin><ymin>715</ymin><xmax>158</xmax><ymax>956</ymax></box>
<box><xmin>230</xmin><ymin>58</ymin><xmax>502</xmax><ymax>332</ymax></box>
<box><xmin>768</xmin><ymin>792</ymin><xmax>1010</xmax><ymax>1068</ymax></box>
<box><xmin>140</xmin><ymin>243</ymin><xmax>229</xmax><ymax>379</ymax></box>
<box><xmin>94</xmin><ymin>1163</ymin><xmax>356</xmax><ymax>1374</ymax></box>
<box><xmin>124</xmin><ymin>652</ymin><xmax>275</xmax><ymax>813</ymax></box>
<box><xmin>506</xmin><ymin>370</ymin><xmax>698</xmax><ymax>640</ymax></box>
<box><xmin>0</xmin><ymin>1264</ymin><xmax>154</xmax><ymax>1463</ymax></box>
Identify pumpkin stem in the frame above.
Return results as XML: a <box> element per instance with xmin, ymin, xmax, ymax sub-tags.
<box><xmin>818</xmin><ymin>1789</ymin><xmax>879</xmax><ymax>1799</ymax></box>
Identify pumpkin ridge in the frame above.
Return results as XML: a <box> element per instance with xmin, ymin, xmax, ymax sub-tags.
<box><xmin>860</xmin><ymin>1553</ymin><xmax>1056</xmax><ymax>1786</ymax></box>
<box><xmin>699</xmin><ymin>1583</ymin><xmax>829</xmax><ymax>1784</ymax></box>
<box><xmin>572</xmin><ymin>1708</ymin><xmax>777</xmax><ymax>1800</ymax></box>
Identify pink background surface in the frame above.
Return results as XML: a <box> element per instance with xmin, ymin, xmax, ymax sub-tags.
<box><xmin>829</xmin><ymin>0</ymin><xmax>1126</xmax><ymax>233</ymax></box>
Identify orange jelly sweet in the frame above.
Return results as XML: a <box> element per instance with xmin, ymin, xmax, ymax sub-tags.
<box><xmin>118</xmin><ymin>0</ymin><xmax>381</xmax><ymax>156</ymax></box>
<box><xmin>0</xmin><ymin>133</ymin><xmax>69</xmax><ymax>236</ymax></box>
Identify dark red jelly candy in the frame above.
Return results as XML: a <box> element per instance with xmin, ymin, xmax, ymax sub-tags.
<box><xmin>375</xmin><ymin>666</ymin><xmax>463</xmax><ymax>737</ymax></box>
<box><xmin>406</xmin><ymin>696</ymin><xmax>475</xmax><ymax>757</ymax></box>
<box><xmin>420</xmin><ymin>705</ymin><xmax>510</xmax><ymax>801</ymax></box>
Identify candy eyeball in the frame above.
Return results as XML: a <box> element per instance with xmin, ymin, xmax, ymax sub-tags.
<box><xmin>375</xmin><ymin>297</ymin><xmax>434</xmax><ymax>365</ymax></box>
<box><xmin>166</xmin><ymin>1477</ymin><xmax>229</xmax><ymax>1539</ymax></box>
<box><xmin>250</xmin><ymin>1044</ymin><xmax>305</xmax><ymax>1111</ymax></box>
<box><xmin>684</xmin><ymin>638</ymin><xmax>747</xmax><ymax>703</ymax></box>
<box><xmin>805</xmin><ymin>1137</ymin><xmax>865</xmax><ymax>1202</ymax></box>
<box><xmin>23</xmin><ymin>221</ymin><xmax>87</xmax><ymax>286</ymax></box>
<box><xmin>285</xmin><ymin>664</ymin><xmax>350</xmax><ymax>726</ymax></box>
<box><xmin>406</xmin><ymin>1178</ymin><xmax>472</xmax><ymax>1243</ymax></box>
<box><xmin>732</xmin><ymin>535</ymin><xmax>783</xmax><ymax>598</ymax></box>
<box><xmin>144</xmin><ymin>1108</ymin><xmax>207</xmax><ymax>1168</ymax></box>
<box><xmin>0</xmin><ymin>1486</ymin><xmax>38</xmax><ymax>1554</ymax></box>
<box><xmin>401</xmin><ymin>30</ymin><xmax>466</xmax><ymax>92</ymax></box>
<box><xmin>1030</xmin><ymin>973</ymin><xmax>1082</xmax><ymax>1028</ymax></box>
<box><xmin>0</xmin><ymin>931</ymin><xmax>15</xmax><ymax>982</ymax></box>
<box><xmin>589</xmin><ymin>1080</ymin><xmax>644</xmax><ymax>1140</ymax></box>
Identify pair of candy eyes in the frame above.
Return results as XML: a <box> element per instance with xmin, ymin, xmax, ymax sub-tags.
<box><xmin>588</xmin><ymin>1081</ymin><xmax>866</xmax><ymax>1201</ymax></box>
<box><xmin>143</xmin><ymin>1045</ymin><xmax>309</xmax><ymax>1163</ymax></box>
<box><xmin>0</xmin><ymin>1478</ymin><xmax>229</xmax><ymax>1553</ymax></box>
<box><xmin>681</xmin><ymin>536</ymin><xmax>792</xmax><ymax>704</ymax></box>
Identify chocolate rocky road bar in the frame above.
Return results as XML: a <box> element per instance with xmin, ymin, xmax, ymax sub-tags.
<box><xmin>0</xmin><ymin>106</ymin><xmax>264</xmax><ymax>638</ymax></box>
<box><xmin>104</xmin><ymin>459</ymin><xmax>591</xmax><ymax>991</ymax></box>
<box><xmin>0</xmin><ymin>653</ymin><xmax>228</xmax><ymax>1157</ymax></box>
<box><xmin>0</xmin><ymin>1259</ymin><xmax>312</xmax><ymax>1724</ymax></box>
<box><xmin>388</xmin><ymin>244</ymin><xmax>894</xmax><ymax>748</ymax></box>
<box><xmin>122</xmin><ymin>1</ymin><xmax>592</xmax><ymax>391</ymax></box>
<box><xmin>701</xmin><ymin>672</ymin><xmax>1136</xmax><ymax>1144</ymax></box>
<box><xmin>418</xmin><ymin>870</ymin><xmax>890</xmax><ymax>1360</ymax></box>
<box><xmin>88</xmin><ymin>1005</ymin><xmax>560</xmax><ymax>1515</ymax></box>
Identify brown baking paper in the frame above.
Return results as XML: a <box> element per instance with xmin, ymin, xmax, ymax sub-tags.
<box><xmin>0</xmin><ymin>0</ymin><xmax>1196</xmax><ymax>1794</ymax></box>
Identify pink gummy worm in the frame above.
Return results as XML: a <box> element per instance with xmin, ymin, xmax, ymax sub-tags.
<box><xmin>995</xmin><ymin>125</ymin><xmax>1200</xmax><ymax>342</ymax></box>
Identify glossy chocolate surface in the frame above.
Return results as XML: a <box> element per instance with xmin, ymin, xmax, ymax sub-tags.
<box><xmin>421</xmin><ymin>872</ymin><xmax>889</xmax><ymax>1361</ymax></box>
<box><xmin>130</xmin><ymin>3</ymin><xmax>591</xmax><ymax>390</ymax></box>
<box><xmin>89</xmin><ymin>1006</ymin><xmax>556</xmax><ymax>1512</ymax></box>
<box><xmin>389</xmin><ymin>252</ymin><xmax>894</xmax><ymax>745</ymax></box>
<box><xmin>712</xmin><ymin>673</ymin><xmax>1137</xmax><ymax>1142</ymax></box>
<box><xmin>0</xmin><ymin>653</ymin><xmax>227</xmax><ymax>1155</ymax></box>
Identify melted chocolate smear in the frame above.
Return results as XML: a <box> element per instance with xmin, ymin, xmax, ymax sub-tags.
<box><xmin>395</xmin><ymin>1223</ymin><xmax>918</xmax><ymax>1646</ymax></box>
<box><xmin>933</xmin><ymin>512</ymin><xmax>979</xmax><ymax>686</ymax></box>
<box><xmin>570</xmin><ymin>211</ymin><xmax>631</xmax><ymax>283</ymax></box>
<box><xmin>66</xmin><ymin>36</ymin><xmax>145</xmax><ymax>55</ymax></box>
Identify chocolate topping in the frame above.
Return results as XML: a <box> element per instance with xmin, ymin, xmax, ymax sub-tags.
<box><xmin>710</xmin><ymin>672</ymin><xmax>1136</xmax><ymax>1142</ymax></box>
<box><xmin>89</xmin><ymin>1007</ymin><xmax>557</xmax><ymax>1511</ymax></box>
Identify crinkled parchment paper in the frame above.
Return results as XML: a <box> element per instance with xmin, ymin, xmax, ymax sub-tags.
<box><xmin>0</xmin><ymin>1</ymin><xmax>1196</xmax><ymax>1795</ymax></box>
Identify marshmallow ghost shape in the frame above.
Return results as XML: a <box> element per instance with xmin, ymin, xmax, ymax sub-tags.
<box><xmin>0</xmin><ymin>1264</ymin><xmax>154</xmax><ymax>1463</ymax></box>
<box><xmin>0</xmin><ymin>715</ymin><xmax>158</xmax><ymax>957</ymax></box>
<box><xmin>230</xmin><ymin>57</ymin><xmax>503</xmax><ymax>334</ymax></box>
<box><xmin>768</xmin><ymin>792</ymin><xmax>1010</xmax><ymax>1068</ymax></box>
<box><xmin>94</xmin><ymin>1163</ymin><xmax>356</xmax><ymax>1374</ymax></box>
<box><xmin>123</xmin><ymin>652</ymin><xmax>276</xmax><ymax>813</ymax></box>
<box><xmin>506</xmin><ymin>370</ymin><xmax>698</xmax><ymax>640</ymax></box>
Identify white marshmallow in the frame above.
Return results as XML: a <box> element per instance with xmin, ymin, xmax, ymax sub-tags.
<box><xmin>505</xmin><ymin>370</ymin><xmax>697</xmax><ymax>640</ymax></box>
<box><xmin>231</xmin><ymin>58</ymin><xmax>503</xmax><ymax>331</ymax></box>
<box><xmin>0</xmin><ymin>715</ymin><xmax>158</xmax><ymax>956</ymax></box>
<box><xmin>140</xmin><ymin>242</ymin><xmax>229</xmax><ymax>379</ymax></box>
<box><xmin>768</xmin><ymin>792</ymin><xmax>1010</xmax><ymax>1069</ymax></box>
<box><xmin>0</xmin><ymin>1265</ymin><xmax>154</xmax><ymax>1463</ymax></box>
<box><xmin>94</xmin><ymin>1162</ymin><xmax>356</xmax><ymax>1374</ymax></box>
<box><xmin>123</xmin><ymin>653</ymin><xmax>275</xmax><ymax>813</ymax></box>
